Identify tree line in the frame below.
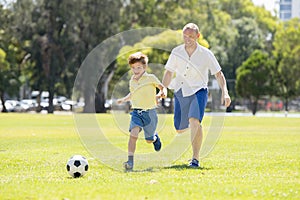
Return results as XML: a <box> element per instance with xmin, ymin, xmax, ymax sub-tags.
<box><xmin>0</xmin><ymin>0</ymin><xmax>299</xmax><ymax>115</ymax></box>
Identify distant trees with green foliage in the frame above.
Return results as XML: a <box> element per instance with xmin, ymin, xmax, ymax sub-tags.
<box><xmin>236</xmin><ymin>50</ymin><xmax>275</xmax><ymax>115</ymax></box>
<box><xmin>0</xmin><ymin>0</ymin><xmax>299</xmax><ymax>114</ymax></box>
<box><xmin>272</xmin><ymin>18</ymin><xmax>300</xmax><ymax>112</ymax></box>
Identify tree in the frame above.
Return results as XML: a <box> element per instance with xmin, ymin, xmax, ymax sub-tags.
<box><xmin>11</xmin><ymin>0</ymin><xmax>67</xmax><ymax>113</ymax></box>
<box><xmin>272</xmin><ymin>18</ymin><xmax>300</xmax><ymax>112</ymax></box>
<box><xmin>216</xmin><ymin>0</ymin><xmax>278</xmax><ymax>110</ymax></box>
<box><xmin>11</xmin><ymin>0</ymin><xmax>123</xmax><ymax>113</ymax></box>
<box><xmin>2</xmin><ymin>0</ymin><xmax>283</xmax><ymax>114</ymax></box>
<box><xmin>78</xmin><ymin>0</ymin><xmax>123</xmax><ymax>113</ymax></box>
<box><xmin>0</xmin><ymin>48</ymin><xmax>9</xmax><ymax>112</ymax></box>
<box><xmin>0</xmin><ymin>4</ymin><xmax>25</xmax><ymax>112</ymax></box>
<box><xmin>236</xmin><ymin>50</ymin><xmax>274</xmax><ymax>115</ymax></box>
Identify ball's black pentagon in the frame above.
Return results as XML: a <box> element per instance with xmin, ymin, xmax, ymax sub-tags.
<box><xmin>73</xmin><ymin>172</ymin><xmax>81</xmax><ymax>178</ymax></box>
<box><xmin>85</xmin><ymin>164</ymin><xmax>89</xmax><ymax>171</ymax></box>
<box><xmin>66</xmin><ymin>164</ymin><xmax>70</xmax><ymax>171</ymax></box>
<box><xmin>74</xmin><ymin>160</ymin><xmax>81</xmax><ymax>167</ymax></box>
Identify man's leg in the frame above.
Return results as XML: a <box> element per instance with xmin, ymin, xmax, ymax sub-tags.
<box><xmin>188</xmin><ymin>89</ymin><xmax>207</xmax><ymax>166</ymax></box>
<box><xmin>189</xmin><ymin>117</ymin><xmax>202</xmax><ymax>161</ymax></box>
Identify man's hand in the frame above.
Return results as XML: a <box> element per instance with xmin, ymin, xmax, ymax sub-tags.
<box><xmin>222</xmin><ymin>93</ymin><xmax>231</xmax><ymax>108</ymax></box>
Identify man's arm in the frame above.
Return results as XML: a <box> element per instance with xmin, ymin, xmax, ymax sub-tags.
<box><xmin>214</xmin><ymin>71</ymin><xmax>231</xmax><ymax>107</ymax></box>
<box><xmin>162</xmin><ymin>70</ymin><xmax>173</xmax><ymax>88</ymax></box>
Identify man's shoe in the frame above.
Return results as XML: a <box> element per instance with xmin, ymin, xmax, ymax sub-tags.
<box><xmin>188</xmin><ymin>158</ymin><xmax>199</xmax><ymax>168</ymax></box>
<box><xmin>123</xmin><ymin>161</ymin><xmax>133</xmax><ymax>171</ymax></box>
<box><xmin>153</xmin><ymin>133</ymin><xmax>162</xmax><ymax>151</ymax></box>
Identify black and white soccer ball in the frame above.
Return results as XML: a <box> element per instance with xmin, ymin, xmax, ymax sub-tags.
<box><xmin>66</xmin><ymin>155</ymin><xmax>89</xmax><ymax>178</ymax></box>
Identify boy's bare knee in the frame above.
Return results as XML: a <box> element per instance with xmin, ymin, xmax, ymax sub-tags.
<box><xmin>176</xmin><ymin>128</ymin><xmax>188</xmax><ymax>134</ymax></box>
<box><xmin>189</xmin><ymin>117</ymin><xmax>200</xmax><ymax>124</ymax></box>
<box><xmin>130</xmin><ymin>135</ymin><xmax>138</xmax><ymax>141</ymax></box>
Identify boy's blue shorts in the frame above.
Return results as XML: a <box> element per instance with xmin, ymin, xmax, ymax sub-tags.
<box><xmin>129</xmin><ymin>108</ymin><xmax>157</xmax><ymax>141</ymax></box>
<box><xmin>174</xmin><ymin>88</ymin><xmax>208</xmax><ymax>130</ymax></box>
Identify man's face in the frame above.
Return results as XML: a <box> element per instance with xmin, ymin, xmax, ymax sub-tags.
<box><xmin>183</xmin><ymin>28</ymin><xmax>199</xmax><ymax>47</ymax></box>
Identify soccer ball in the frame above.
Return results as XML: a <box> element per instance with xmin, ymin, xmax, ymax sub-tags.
<box><xmin>66</xmin><ymin>155</ymin><xmax>89</xmax><ymax>178</ymax></box>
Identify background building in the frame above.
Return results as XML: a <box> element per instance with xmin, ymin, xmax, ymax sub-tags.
<box><xmin>279</xmin><ymin>0</ymin><xmax>300</xmax><ymax>20</ymax></box>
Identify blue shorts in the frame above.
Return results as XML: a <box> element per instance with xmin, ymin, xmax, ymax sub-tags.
<box><xmin>174</xmin><ymin>88</ymin><xmax>208</xmax><ymax>130</ymax></box>
<box><xmin>129</xmin><ymin>108</ymin><xmax>157</xmax><ymax>140</ymax></box>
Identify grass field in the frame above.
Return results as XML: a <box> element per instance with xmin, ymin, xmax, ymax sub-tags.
<box><xmin>0</xmin><ymin>113</ymin><xmax>299</xmax><ymax>200</ymax></box>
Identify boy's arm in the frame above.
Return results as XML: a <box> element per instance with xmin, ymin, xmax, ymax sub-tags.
<box><xmin>117</xmin><ymin>93</ymin><xmax>131</xmax><ymax>104</ymax></box>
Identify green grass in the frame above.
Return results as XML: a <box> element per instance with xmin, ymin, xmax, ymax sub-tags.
<box><xmin>0</xmin><ymin>113</ymin><xmax>299</xmax><ymax>199</ymax></box>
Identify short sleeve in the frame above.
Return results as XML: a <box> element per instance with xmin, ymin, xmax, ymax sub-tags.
<box><xmin>165</xmin><ymin>51</ymin><xmax>177</xmax><ymax>73</ymax></box>
<box><xmin>149</xmin><ymin>74</ymin><xmax>162</xmax><ymax>86</ymax></box>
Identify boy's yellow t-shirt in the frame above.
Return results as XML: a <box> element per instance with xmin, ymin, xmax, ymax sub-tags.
<box><xmin>130</xmin><ymin>72</ymin><xmax>161</xmax><ymax>110</ymax></box>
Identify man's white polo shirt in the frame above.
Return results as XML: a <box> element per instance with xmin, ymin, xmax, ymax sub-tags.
<box><xmin>165</xmin><ymin>43</ymin><xmax>221</xmax><ymax>97</ymax></box>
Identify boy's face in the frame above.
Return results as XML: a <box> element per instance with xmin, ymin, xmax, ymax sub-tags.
<box><xmin>131</xmin><ymin>62</ymin><xmax>146</xmax><ymax>79</ymax></box>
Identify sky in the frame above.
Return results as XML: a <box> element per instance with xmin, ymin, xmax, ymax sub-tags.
<box><xmin>252</xmin><ymin>0</ymin><xmax>279</xmax><ymax>15</ymax></box>
<box><xmin>1</xmin><ymin>0</ymin><xmax>279</xmax><ymax>16</ymax></box>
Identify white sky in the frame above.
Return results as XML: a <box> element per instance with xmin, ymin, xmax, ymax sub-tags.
<box><xmin>1</xmin><ymin>0</ymin><xmax>279</xmax><ymax>16</ymax></box>
<box><xmin>252</xmin><ymin>0</ymin><xmax>279</xmax><ymax>15</ymax></box>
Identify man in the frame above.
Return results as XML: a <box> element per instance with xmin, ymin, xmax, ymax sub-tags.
<box><xmin>162</xmin><ymin>23</ymin><xmax>231</xmax><ymax>167</ymax></box>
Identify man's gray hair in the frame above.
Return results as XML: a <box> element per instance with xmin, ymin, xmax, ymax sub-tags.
<box><xmin>183</xmin><ymin>23</ymin><xmax>199</xmax><ymax>34</ymax></box>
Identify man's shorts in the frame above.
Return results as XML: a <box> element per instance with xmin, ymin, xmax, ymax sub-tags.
<box><xmin>174</xmin><ymin>88</ymin><xmax>208</xmax><ymax>130</ymax></box>
<box><xmin>129</xmin><ymin>108</ymin><xmax>157</xmax><ymax>140</ymax></box>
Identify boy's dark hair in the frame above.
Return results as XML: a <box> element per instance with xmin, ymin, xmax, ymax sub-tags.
<box><xmin>128</xmin><ymin>52</ymin><xmax>148</xmax><ymax>65</ymax></box>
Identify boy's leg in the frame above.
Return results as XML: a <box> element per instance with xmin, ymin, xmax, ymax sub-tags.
<box><xmin>143</xmin><ymin>109</ymin><xmax>161</xmax><ymax>151</ymax></box>
<box><xmin>128</xmin><ymin>126</ymin><xmax>140</xmax><ymax>156</ymax></box>
<box><xmin>124</xmin><ymin>126</ymin><xmax>140</xmax><ymax>170</ymax></box>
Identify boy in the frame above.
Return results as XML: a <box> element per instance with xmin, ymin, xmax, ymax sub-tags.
<box><xmin>117</xmin><ymin>52</ymin><xmax>167</xmax><ymax>171</ymax></box>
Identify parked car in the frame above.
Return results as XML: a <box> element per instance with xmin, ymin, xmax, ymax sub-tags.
<box><xmin>21</xmin><ymin>99</ymin><xmax>38</xmax><ymax>111</ymax></box>
<box><xmin>4</xmin><ymin>100</ymin><xmax>30</xmax><ymax>112</ymax></box>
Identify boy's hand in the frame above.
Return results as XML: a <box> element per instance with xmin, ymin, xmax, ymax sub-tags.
<box><xmin>116</xmin><ymin>98</ymin><xmax>123</xmax><ymax>104</ymax></box>
<box><xmin>158</xmin><ymin>87</ymin><xmax>167</xmax><ymax>98</ymax></box>
<box><xmin>160</xmin><ymin>91</ymin><xmax>166</xmax><ymax>98</ymax></box>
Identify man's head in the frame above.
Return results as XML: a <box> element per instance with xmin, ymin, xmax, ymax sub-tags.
<box><xmin>183</xmin><ymin>23</ymin><xmax>200</xmax><ymax>35</ymax></box>
<box><xmin>182</xmin><ymin>23</ymin><xmax>200</xmax><ymax>47</ymax></box>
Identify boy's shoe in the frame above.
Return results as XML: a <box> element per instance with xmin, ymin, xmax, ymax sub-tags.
<box><xmin>123</xmin><ymin>161</ymin><xmax>133</xmax><ymax>171</ymax></box>
<box><xmin>153</xmin><ymin>133</ymin><xmax>162</xmax><ymax>151</ymax></box>
<box><xmin>188</xmin><ymin>158</ymin><xmax>199</xmax><ymax>168</ymax></box>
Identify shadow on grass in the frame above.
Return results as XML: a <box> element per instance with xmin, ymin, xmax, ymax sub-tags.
<box><xmin>163</xmin><ymin>164</ymin><xmax>212</xmax><ymax>171</ymax></box>
<box><xmin>124</xmin><ymin>167</ymin><xmax>156</xmax><ymax>173</ymax></box>
<box><xmin>123</xmin><ymin>164</ymin><xmax>212</xmax><ymax>173</ymax></box>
